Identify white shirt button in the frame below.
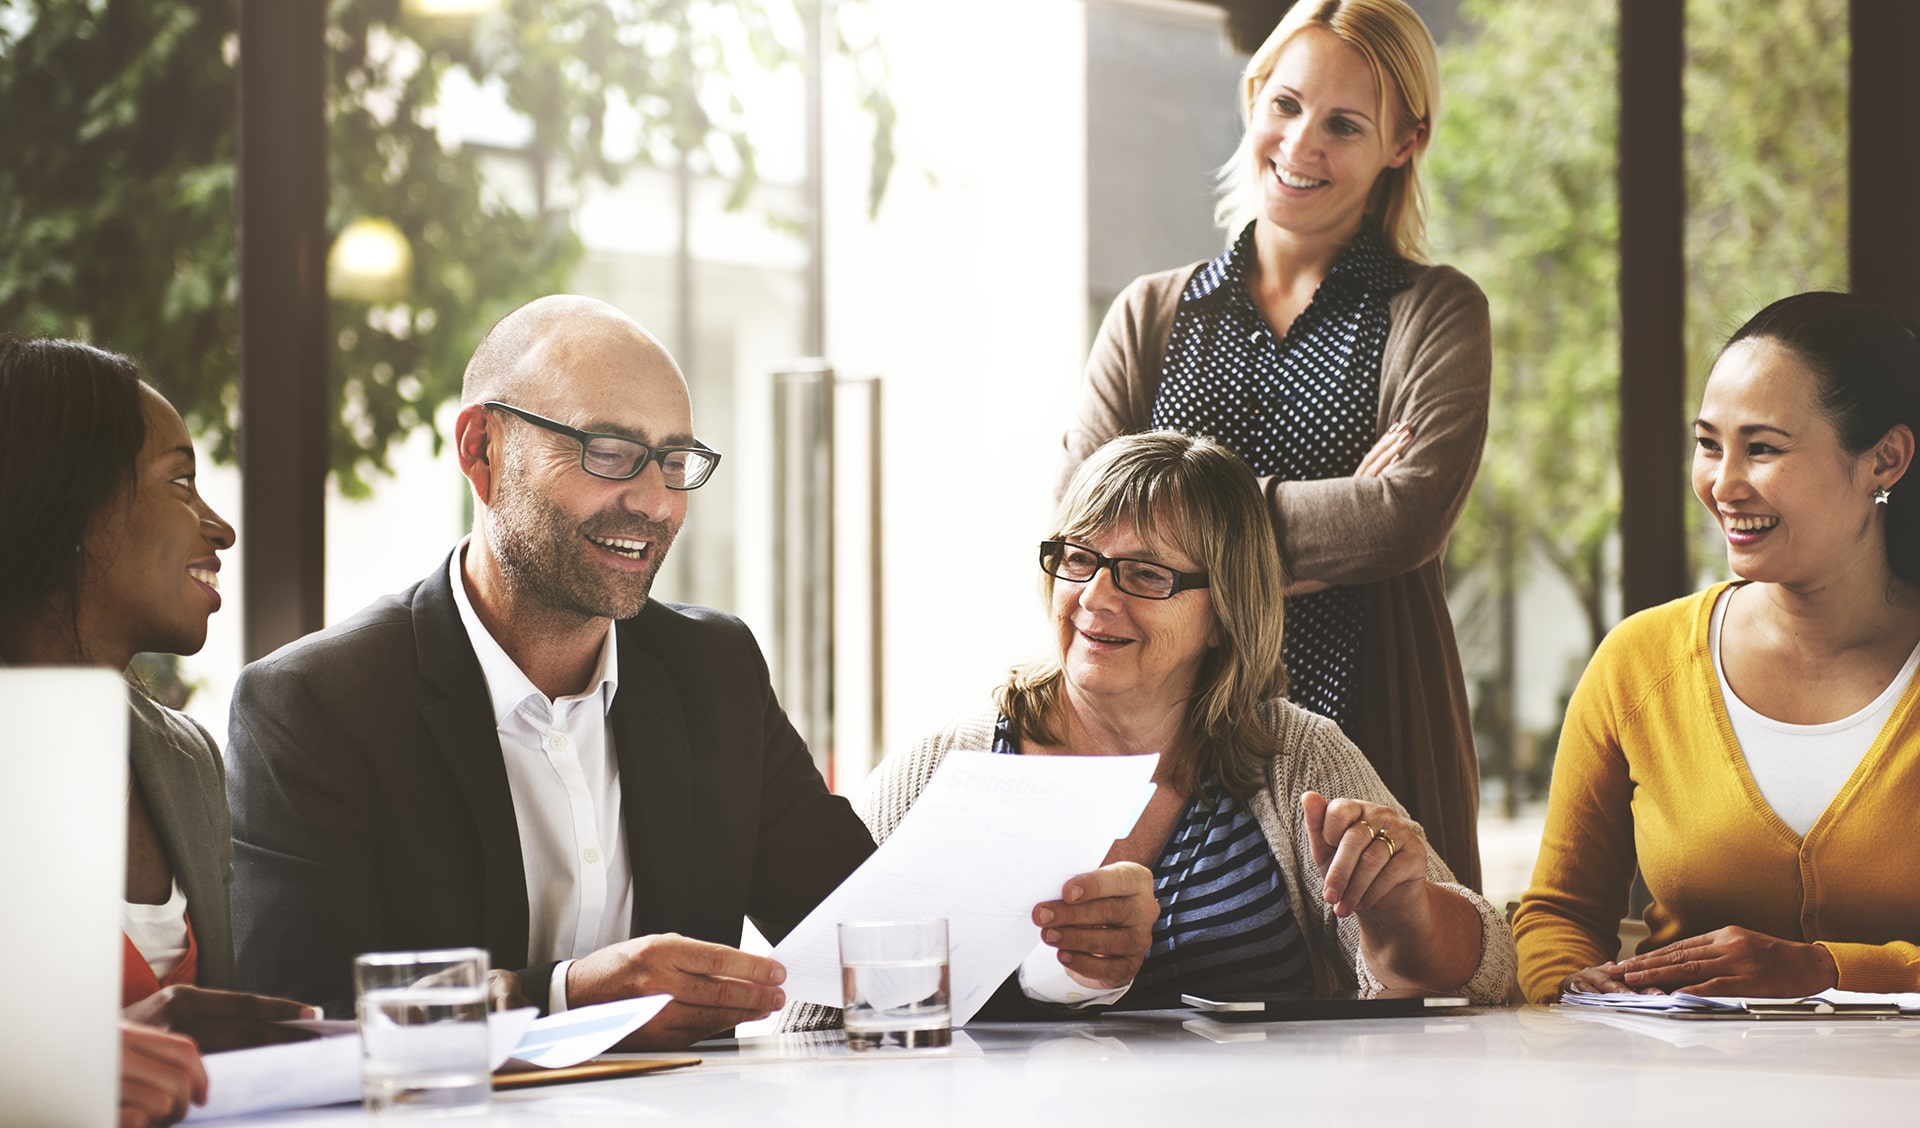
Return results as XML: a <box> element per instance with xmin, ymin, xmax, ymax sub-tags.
<box><xmin>583</xmin><ymin>847</ymin><xmax>601</xmax><ymax>865</ymax></box>
<box><xmin>547</xmin><ymin>732</ymin><xmax>569</xmax><ymax>752</ymax></box>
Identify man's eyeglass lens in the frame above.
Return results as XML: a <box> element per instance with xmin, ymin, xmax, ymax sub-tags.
<box><xmin>581</xmin><ymin>440</ymin><xmax>717</xmax><ymax>488</ymax></box>
<box><xmin>485</xmin><ymin>401</ymin><xmax>720</xmax><ymax>489</ymax></box>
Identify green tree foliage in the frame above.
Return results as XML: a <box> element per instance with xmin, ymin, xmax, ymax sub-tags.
<box><xmin>1682</xmin><ymin>0</ymin><xmax>1848</xmax><ymax>568</ymax></box>
<box><xmin>1429</xmin><ymin>0</ymin><xmax>1847</xmax><ymax>648</ymax></box>
<box><xmin>1428</xmin><ymin>0</ymin><xmax>1620</xmax><ymax>652</ymax></box>
<box><xmin>0</xmin><ymin>0</ymin><xmax>891</xmax><ymax>495</ymax></box>
<box><xmin>1426</xmin><ymin>0</ymin><xmax>1846</xmax><ymax>799</ymax></box>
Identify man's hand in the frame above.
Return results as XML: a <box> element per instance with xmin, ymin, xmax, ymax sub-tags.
<box><xmin>121</xmin><ymin>986</ymin><xmax>317</xmax><ymax>1053</ymax></box>
<box><xmin>1034</xmin><ymin>862</ymin><xmax>1158</xmax><ymax>989</ymax></box>
<box><xmin>1607</xmin><ymin>926</ymin><xmax>1839</xmax><ymax>997</ymax></box>
<box><xmin>119</xmin><ymin>1021</ymin><xmax>206</xmax><ymax>1128</ymax></box>
<box><xmin>565</xmin><ymin>933</ymin><xmax>786</xmax><ymax>1049</ymax></box>
<box><xmin>488</xmin><ymin>969</ymin><xmax>532</xmax><ymax>1012</ymax></box>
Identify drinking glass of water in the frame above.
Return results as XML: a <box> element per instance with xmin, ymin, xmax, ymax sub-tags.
<box><xmin>354</xmin><ymin>948</ymin><xmax>492</xmax><ymax>1113</ymax></box>
<box><xmin>838</xmin><ymin>919</ymin><xmax>951</xmax><ymax>1050</ymax></box>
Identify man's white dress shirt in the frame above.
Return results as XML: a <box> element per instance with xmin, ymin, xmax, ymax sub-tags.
<box><xmin>451</xmin><ymin>545</ymin><xmax>634</xmax><ymax>1012</ymax></box>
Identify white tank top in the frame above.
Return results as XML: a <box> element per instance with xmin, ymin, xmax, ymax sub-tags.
<box><xmin>123</xmin><ymin>878</ymin><xmax>191</xmax><ymax>982</ymax></box>
<box><xmin>1711</xmin><ymin>586</ymin><xmax>1920</xmax><ymax>837</ymax></box>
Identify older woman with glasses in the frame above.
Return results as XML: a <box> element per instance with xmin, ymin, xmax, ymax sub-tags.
<box><xmin>855</xmin><ymin>431</ymin><xmax>1512</xmax><ymax>1012</ymax></box>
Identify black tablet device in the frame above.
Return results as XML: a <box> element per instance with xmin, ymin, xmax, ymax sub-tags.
<box><xmin>1180</xmin><ymin>989</ymin><xmax>1471</xmax><ymax>1021</ymax></box>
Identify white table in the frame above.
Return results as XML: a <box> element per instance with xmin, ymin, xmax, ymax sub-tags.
<box><xmin>216</xmin><ymin>1007</ymin><xmax>1920</xmax><ymax>1127</ymax></box>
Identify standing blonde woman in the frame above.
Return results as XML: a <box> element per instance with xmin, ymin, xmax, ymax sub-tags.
<box><xmin>1060</xmin><ymin>0</ymin><xmax>1491</xmax><ymax>886</ymax></box>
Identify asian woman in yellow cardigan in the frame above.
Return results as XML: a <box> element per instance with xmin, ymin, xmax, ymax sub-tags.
<box><xmin>1515</xmin><ymin>292</ymin><xmax>1920</xmax><ymax>1002</ymax></box>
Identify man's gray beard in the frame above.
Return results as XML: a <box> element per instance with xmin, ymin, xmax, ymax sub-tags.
<box><xmin>485</xmin><ymin>469</ymin><xmax>678</xmax><ymax>623</ymax></box>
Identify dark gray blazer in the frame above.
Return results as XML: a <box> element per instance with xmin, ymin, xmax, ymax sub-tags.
<box><xmin>225</xmin><ymin>555</ymin><xmax>875</xmax><ymax>1012</ymax></box>
<box><xmin>130</xmin><ymin>690</ymin><xmax>237</xmax><ymax>989</ymax></box>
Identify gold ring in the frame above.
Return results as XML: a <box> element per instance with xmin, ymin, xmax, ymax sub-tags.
<box><xmin>1374</xmin><ymin>829</ymin><xmax>1398</xmax><ymax>859</ymax></box>
<box><xmin>1357</xmin><ymin>818</ymin><xmax>1375</xmax><ymax>840</ymax></box>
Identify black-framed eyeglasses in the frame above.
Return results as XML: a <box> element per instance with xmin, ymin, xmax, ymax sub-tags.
<box><xmin>1039</xmin><ymin>539</ymin><xmax>1210</xmax><ymax>600</ymax></box>
<box><xmin>483</xmin><ymin>401</ymin><xmax>722</xmax><ymax>489</ymax></box>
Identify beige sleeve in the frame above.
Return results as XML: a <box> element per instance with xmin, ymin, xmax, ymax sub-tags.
<box><xmin>1267</xmin><ymin>268</ymin><xmax>1493</xmax><ymax>586</ymax></box>
<box><xmin>1281</xmin><ymin>710</ymin><xmax>1516</xmax><ymax>1004</ymax></box>
<box><xmin>1056</xmin><ymin>268</ymin><xmax>1193</xmax><ymax>501</ymax></box>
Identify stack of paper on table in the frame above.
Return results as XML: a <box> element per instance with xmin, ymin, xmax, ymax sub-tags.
<box><xmin>188</xmin><ymin>994</ymin><xmax>673</xmax><ymax>1121</ymax></box>
<box><xmin>1557</xmin><ymin>988</ymin><xmax>1920</xmax><ymax>1018</ymax></box>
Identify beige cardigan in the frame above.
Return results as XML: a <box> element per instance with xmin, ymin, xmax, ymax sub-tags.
<box><xmin>1058</xmin><ymin>261</ymin><xmax>1492</xmax><ymax>889</ymax></box>
<box><xmin>857</xmin><ymin>704</ymin><xmax>1515</xmax><ymax>1006</ymax></box>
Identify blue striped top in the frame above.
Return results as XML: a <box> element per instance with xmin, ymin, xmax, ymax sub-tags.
<box><xmin>992</xmin><ymin>715</ymin><xmax>1312</xmax><ymax>1007</ymax></box>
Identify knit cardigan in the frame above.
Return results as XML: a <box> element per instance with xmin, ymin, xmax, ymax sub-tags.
<box><xmin>1514</xmin><ymin>583</ymin><xmax>1920</xmax><ymax>1002</ymax></box>
<box><xmin>1060</xmin><ymin>260</ymin><xmax>1491</xmax><ymax>889</ymax></box>
<box><xmin>850</xmin><ymin>702</ymin><xmax>1514</xmax><ymax>1009</ymax></box>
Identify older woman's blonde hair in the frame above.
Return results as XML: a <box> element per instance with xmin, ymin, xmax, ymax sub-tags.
<box><xmin>1213</xmin><ymin>0</ymin><xmax>1440</xmax><ymax>262</ymax></box>
<box><xmin>997</xmin><ymin>431</ymin><xmax>1288</xmax><ymax>802</ymax></box>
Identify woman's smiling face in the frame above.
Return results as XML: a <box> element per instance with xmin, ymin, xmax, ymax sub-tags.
<box><xmin>1246</xmin><ymin>27</ymin><xmax>1419</xmax><ymax>245</ymax></box>
<box><xmin>1692</xmin><ymin>337</ymin><xmax>1890</xmax><ymax>588</ymax></box>
<box><xmin>76</xmin><ymin>385</ymin><xmax>234</xmax><ymax>667</ymax></box>
<box><xmin>1050</xmin><ymin>517</ymin><xmax>1220</xmax><ymax>712</ymax></box>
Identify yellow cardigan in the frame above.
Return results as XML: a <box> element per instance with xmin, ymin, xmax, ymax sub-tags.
<box><xmin>1514</xmin><ymin>582</ymin><xmax>1920</xmax><ymax>1002</ymax></box>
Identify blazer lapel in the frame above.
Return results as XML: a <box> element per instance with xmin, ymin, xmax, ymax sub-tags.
<box><xmin>612</xmin><ymin>617</ymin><xmax>690</xmax><ymax>937</ymax></box>
<box><xmin>128</xmin><ymin>692</ymin><xmax>236</xmax><ymax>988</ymax></box>
<box><xmin>412</xmin><ymin>559</ymin><xmax>532</xmax><ymax>969</ymax></box>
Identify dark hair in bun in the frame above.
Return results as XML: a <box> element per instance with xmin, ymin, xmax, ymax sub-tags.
<box><xmin>1726</xmin><ymin>292</ymin><xmax>1920</xmax><ymax>583</ymax></box>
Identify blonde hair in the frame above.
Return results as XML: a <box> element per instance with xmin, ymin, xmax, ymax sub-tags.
<box><xmin>1213</xmin><ymin>0</ymin><xmax>1440</xmax><ymax>262</ymax></box>
<box><xmin>996</xmin><ymin>432</ymin><xmax>1288</xmax><ymax>802</ymax></box>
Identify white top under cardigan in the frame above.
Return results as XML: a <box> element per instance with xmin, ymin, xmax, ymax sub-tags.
<box><xmin>1711</xmin><ymin>586</ymin><xmax>1920</xmax><ymax>837</ymax></box>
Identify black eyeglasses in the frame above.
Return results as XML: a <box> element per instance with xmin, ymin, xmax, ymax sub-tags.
<box><xmin>1039</xmin><ymin>540</ymin><xmax>1210</xmax><ymax>600</ymax></box>
<box><xmin>483</xmin><ymin>401</ymin><xmax>722</xmax><ymax>489</ymax></box>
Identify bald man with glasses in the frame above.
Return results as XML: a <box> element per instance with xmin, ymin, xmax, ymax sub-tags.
<box><xmin>226</xmin><ymin>296</ymin><xmax>1153</xmax><ymax>1049</ymax></box>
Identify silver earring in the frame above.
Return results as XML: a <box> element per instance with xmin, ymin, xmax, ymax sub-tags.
<box><xmin>1874</xmin><ymin>487</ymin><xmax>1892</xmax><ymax>505</ymax></box>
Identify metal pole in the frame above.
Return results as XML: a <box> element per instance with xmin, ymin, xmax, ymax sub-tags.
<box><xmin>804</xmin><ymin>0</ymin><xmax>831</xmax><ymax>358</ymax></box>
<box><xmin>237</xmin><ymin>0</ymin><xmax>329</xmax><ymax>661</ymax></box>
<box><xmin>772</xmin><ymin>364</ymin><xmax>836</xmax><ymax>782</ymax></box>
<box><xmin>863</xmin><ymin>376</ymin><xmax>883</xmax><ymax>771</ymax></box>
<box><xmin>1617</xmin><ymin>0</ymin><xmax>1689</xmax><ymax>617</ymax></box>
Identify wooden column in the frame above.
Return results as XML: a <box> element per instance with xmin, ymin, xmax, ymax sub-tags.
<box><xmin>1851</xmin><ymin>0</ymin><xmax>1920</xmax><ymax>317</ymax></box>
<box><xmin>237</xmin><ymin>0</ymin><xmax>329</xmax><ymax>661</ymax></box>
<box><xmin>1617</xmin><ymin>0</ymin><xmax>1689</xmax><ymax>617</ymax></box>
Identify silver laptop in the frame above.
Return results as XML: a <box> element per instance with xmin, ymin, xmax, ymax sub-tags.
<box><xmin>0</xmin><ymin>668</ymin><xmax>129</xmax><ymax>1127</ymax></box>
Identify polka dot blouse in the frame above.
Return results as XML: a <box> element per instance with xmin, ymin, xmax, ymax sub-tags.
<box><xmin>1150</xmin><ymin>222</ymin><xmax>1410</xmax><ymax>731</ymax></box>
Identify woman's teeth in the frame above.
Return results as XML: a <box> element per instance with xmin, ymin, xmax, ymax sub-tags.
<box><xmin>1276</xmin><ymin>167</ymin><xmax>1328</xmax><ymax>189</ymax></box>
<box><xmin>1726</xmin><ymin>515</ymin><xmax>1779</xmax><ymax>533</ymax></box>
<box><xmin>188</xmin><ymin>567</ymin><xmax>219</xmax><ymax>589</ymax></box>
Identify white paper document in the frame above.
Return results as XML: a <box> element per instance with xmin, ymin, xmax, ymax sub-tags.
<box><xmin>190</xmin><ymin>995</ymin><xmax>671</xmax><ymax>1120</ymax></box>
<box><xmin>499</xmin><ymin>995</ymin><xmax>672</xmax><ymax>1069</ymax></box>
<box><xmin>1556</xmin><ymin>991</ymin><xmax>1742</xmax><ymax>1014</ymax></box>
<box><xmin>772</xmin><ymin>750</ymin><xmax>1158</xmax><ymax>1026</ymax></box>
<box><xmin>1558</xmin><ymin>988</ymin><xmax>1920</xmax><ymax>1016</ymax></box>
